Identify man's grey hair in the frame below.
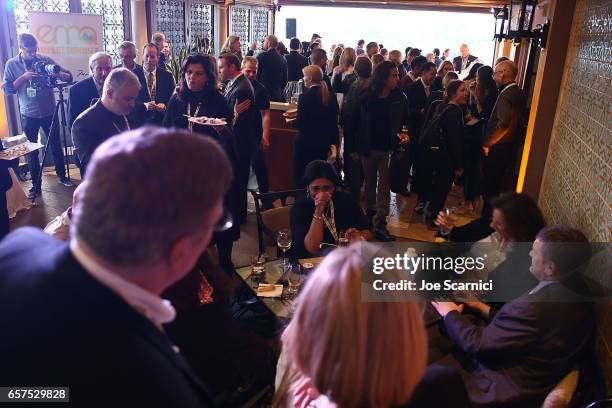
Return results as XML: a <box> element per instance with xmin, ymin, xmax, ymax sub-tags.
<box><xmin>103</xmin><ymin>68</ymin><xmax>141</xmax><ymax>93</ymax></box>
<box><xmin>118</xmin><ymin>41</ymin><xmax>136</xmax><ymax>52</ymax></box>
<box><xmin>71</xmin><ymin>127</ymin><xmax>233</xmax><ymax>268</ymax></box>
<box><xmin>151</xmin><ymin>32</ymin><xmax>165</xmax><ymax>45</ymax></box>
<box><xmin>265</xmin><ymin>35</ymin><xmax>279</xmax><ymax>49</ymax></box>
<box><xmin>242</xmin><ymin>56</ymin><xmax>258</xmax><ymax>68</ymax></box>
<box><xmin>88</xmin><ymin>52</ymin><xmax>112</xmax><ymax>71</ymax></box>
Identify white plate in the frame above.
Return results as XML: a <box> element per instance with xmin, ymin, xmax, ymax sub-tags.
<box><xmin>188</xmin><ymin>116</ymin><xmax>227</xmax><ymax>126</ymax></box>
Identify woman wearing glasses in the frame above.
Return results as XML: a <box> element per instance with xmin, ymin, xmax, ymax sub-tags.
<box><xmin>290</xmin><ymin>160</ymin><xmax>372</xmax><ymax>258</ymax></box>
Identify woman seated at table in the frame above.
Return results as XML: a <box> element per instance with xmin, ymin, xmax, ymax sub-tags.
<box><xmin>275</xmin><ymin>244</ymin><xmax>470</xmax><ymax>408</ymax></box>
<box><xmin>290</xmin><ymin>160</ymin><xmax>372</xmax><ymax>258</ymax></box>
<box><xmin>292</xmin><ymin>65</ymin><xmax>339</xmax><ymax>188</ymax></box>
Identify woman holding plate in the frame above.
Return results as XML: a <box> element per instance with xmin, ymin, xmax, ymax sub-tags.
<box><xmin>163</xmin><ymin>53</ymin><xmax>241</xmax><ymax>274</ymax></box>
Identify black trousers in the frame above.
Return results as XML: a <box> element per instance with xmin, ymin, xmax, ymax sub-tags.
<box><xmin>251</xmin><ymin>143</ymin><xmax>269</xmax><ymax>193</ymax></box>
<box><xmin>293</xmin><ymin>142</ymin><xmax>327</xmax><ymax>189</ymax></box>
<box><xmin>483</xmin><ymin>143</ymin><xmax>516</xmax><ymax>216</ymax></box>
<box><xmin>463</xmin><ymin>138</ymin><xmax>483</xmax><ymax>202</ymax></box>
<box><xmin>21</xmin><ymin>115</ymin><xmax>66</xmax><ymax>183</ymax></box>
<box><xmin>418</xmin><ymin>149</ymin><xmax>455</xmax><ymax>220</ymax></box>
<box><xmin>343</xmin><ymin>151</ymin><xmax>363</xmax><ymax>205</ymax></box>
<box><xmin>235</xmin><ymin>140</ymin><xmax>255</xmax><ymax>224</ymax></box>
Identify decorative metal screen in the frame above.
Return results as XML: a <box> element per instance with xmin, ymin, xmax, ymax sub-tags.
<box><xmin>250</xmin><ymin>8</ymin><xmax>268</xmax><ymax>49</ymax></box>
<box><xmin>81</xmin><ymin>0</ymin><xmax>125</xmax><ymax>65</ymax></box>
<box><xmin>230</xmin><ymin>6</ymin><xmax>250</xmax><ymax>55</ymax></box>
<box><xmin>155</xmin><ymin>0</ymin><xmax>186</xmax><ymax>49</ymax></box>
<box><xmin>189</xmin><ymin>2</ymin><xmax>213</xmax><ymax>46</ymax></box>
<box><xmin>12</xmin><ymin>0</ymin><xmax>70</xmax><ymax>33</ymax></box>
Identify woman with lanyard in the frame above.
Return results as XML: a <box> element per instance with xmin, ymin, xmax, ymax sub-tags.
<box><xmin>163</xmin><ymin>53</ymin><xmax>241</xmax><ymax>275</ymax></box>
<box><xmin>290</xmin><ymin>160</ymin><xmax>372</xmax><ymax>259</ymax></box>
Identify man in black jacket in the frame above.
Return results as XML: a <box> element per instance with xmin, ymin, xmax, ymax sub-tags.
<box><xmin>285</xmin><ymin>37</ymin><xmax>308</xmax><ymax>82</ymax></box>
<box><xmin>71</xmin><ymin>68</ymin><xmax>145</xmax><ymax>176</ymax></box>
<box><xmin>115</xmin><ymin>41</ymin><xmax>149</xmax><ymax>103</ymax></box>
<box><xmin>432</xmin><ymin>225</ymin><xmax>595</xmax><ymax>407</ymax></box>
<box><xmin>142</xmin><ymin>43</ymin><xmax>176</xmax><ymax>125</ymax></box>
<box><xmin>0</xmin><ymin>144</ymin><xmax>12</xmax><ymax>241</ymax></box>
<box><xmin>219</xmin><ymin>53</ymin><xmax>257</xmax><ymax>223</ymax></box>
<box><xmin>0</xmin><ymin>126</ymin><xmax>234</xmax><ymax>407</ymax></box>
<box><xmin>401</xmin><ymin>61</ymin><xmax>437</xmax><ymax>197</ymax></box>
<box><xmin>256</xmin><ymin>35</ymin><xmax>288</xmax><ymax>102</ymax></box>
<box><xmin>67</xmin><ymin>52</ymin><xmax>112</xmax><ymax>127</ymax></box>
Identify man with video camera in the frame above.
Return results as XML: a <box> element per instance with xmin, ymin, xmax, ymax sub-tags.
<box><xmin>2</xmin><ymin>33</ymin><xmax>73</xmax><ymax>198</ymax></box>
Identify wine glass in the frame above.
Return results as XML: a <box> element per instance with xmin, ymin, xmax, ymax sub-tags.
<box><xmin>277</xmin><ymin>229</ymin><xmax>292</xmax><ymax>268</ymax></box>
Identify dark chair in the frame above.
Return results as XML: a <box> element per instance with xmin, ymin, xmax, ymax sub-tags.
<box><xmin>249</xmin><ymin>189</ymin><xmax>305</xmax><ymax>255</ymax></box>
<box><xmin>584</xmin><ymin>399</ymin><xmax>612</xmax><ymax>408</ymax></box>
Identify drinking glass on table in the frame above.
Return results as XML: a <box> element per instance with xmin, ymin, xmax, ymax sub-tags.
<box><xmin>277</xmin><ymin>229</ymin><xmax>292</xmax><ymax>268</ymax></box>
<box><xmin>286</xmin><ymin>264</ymin><xmax>304</xmax><ymax>298</ymax></box>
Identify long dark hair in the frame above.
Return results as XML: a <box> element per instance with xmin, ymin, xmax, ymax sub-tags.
<box><xmin>369</xmin><ymin>60</ymin><xmax>396</xmax><ymax>98</ymax></box>
<box><xmin>476</xmin><ymin>65</ymin><xmax>498</xmax><ymax>107</ymax></box>
<box><xmin>464</xmin><ymin>62</ymin><xmax>483</xmax><ymax>81</ymax></box>
<box><xmin>492</xmin><ymin>193</ymin><xmax>546</xmax><ymax>242</ymax></box>
<box><xmin>177</xmin><ymin>53</ymin><xmax>218</xmax><ymax>100</ymax></box>
<box><xmin>435</xmin><ymin>79</ymin><xmax>464</xmax><ymax>115</ymax></box>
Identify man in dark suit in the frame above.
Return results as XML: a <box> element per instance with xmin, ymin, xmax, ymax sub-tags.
<box><xmin>285</xmin><ymin>37</ymin><xmax>308</xmax><ymax>82</ymax></box>
<box><xmin>0</xmin><ymin>145</ymin><xmax>12</xmax><ymax>241</ymax></box>
<box><xmin>432</xmin><ymin>225</ymin><xmax>595</xmax><ymax>407</ymax></box>
<box><xmin>72</xmin><ymin>68</ymin><xmax>145</xmax><ymax>176</ymax></box>
<box><xmin>242</xmin><ymin>56</ymin><xmax>270</xmax><ymax>193</ymax></box>
<box><xmin>115</xmin><ymin>41</ymin><xmax>149</xmax><ymax>103</ymax></box>
<box><xmin>67</xmin><ymin>52</ymin><xmax>113</xmax><ymax>128</ymax></box>
<box><xmin>256</xmin><ymin>35</ymin><xmax>288</xmax><ymax>102</ymax></box>
<box><xmin>309</xmin><ymin>48</ymin><xmax>333</xmax><ymax>91</ymax></box>
<box><xmin>219</xmin><ymin>53</ymin><xmax>257</xmax><ymax>224</ymax></box>
<box><xmin>482</xmin><ymin>60</ymin><xmax>527</xmax><ymax>215</ymax></box>
<box><xmin>142</xmin><ymin>43</ymin><xmax>176</xmax><ymax>125</ymax></box>
<box><xmin>401</xmin><ymin>62</ymin><xmax>437</xmax><ymax>197</ymax></box>
<box><xmin>0</xmin><ymin>126</ymin><xmax>234</xmax><ymax>407</ymax></box>
<box><xmin>453</xmin><ymin>44</ymin><xmax>478</xmax><ymax>73</ymax></box>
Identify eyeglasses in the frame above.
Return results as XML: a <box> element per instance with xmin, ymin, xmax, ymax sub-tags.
<box><xmin>212</xmin><ymin>208</ymin><xmax>233</xmax><ymax>232</ymax></box>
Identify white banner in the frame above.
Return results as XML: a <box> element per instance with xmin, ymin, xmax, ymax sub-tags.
<box><xmin>28</xmin><ymin>11</ymin><xmax>104</xmax><ymax>82</ymax></box>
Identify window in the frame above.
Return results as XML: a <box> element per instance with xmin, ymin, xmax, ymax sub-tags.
<box><xmin>229</xmin><ymin>5</ymin><xmax>269</xmax><ymax>54</ymax></box>
<box><xmin>12</xmin><ymin>0</ymin><xmax>70</xmax><ymax>33</ymax></box>
<box><xmin>81</xmin><ymin>0</ymin><xmax>126</xmax><ymax>64</ymax></box>
<box><xmin>154</xmin><ymin>0</ymin><xmax>186</xmax><ymax>49</ymax></box>
<box><xmin>189</xmin><ymin>2</ymin><xmax>213</xmax><ymax>46</ymax></box>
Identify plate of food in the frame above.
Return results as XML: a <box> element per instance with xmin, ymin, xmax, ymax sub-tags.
<box><xmin>187</xmin><ymin>116</ymin><xmax>227</xmax><ymax>126</ymax></box>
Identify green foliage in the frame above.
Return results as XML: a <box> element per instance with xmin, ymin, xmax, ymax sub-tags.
<box><xmin>168</xmin><ymin>35</ymin><xmax>215</xmax><ymax>85</ymax></box>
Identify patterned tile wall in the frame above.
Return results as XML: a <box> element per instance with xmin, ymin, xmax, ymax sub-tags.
<box><xmin>538</xmin><ymin>0</ymin><xmax>612</xmax><ymax>388</ymax></box>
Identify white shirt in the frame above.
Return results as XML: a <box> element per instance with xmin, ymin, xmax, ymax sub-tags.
<box><xmin>529</xmin><ymin>280</ymin><xmax>554</xmax><ymax>295</ymax></box>
<box><xmin>145</xmin><ymin>67</ymin><xmax>157</xmax><ymax>100</ymax></box>
<box><xmin>226</xmin><ymin>72</ymin><xmax>244</xmax><ymax>93</ymax></box>
<box><xmin>70</xmin><ymin>238</ymin><xmax>176</xmax><ymax>331</ymax></box>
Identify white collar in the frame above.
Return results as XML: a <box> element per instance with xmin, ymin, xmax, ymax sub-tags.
<box><xmin>70</xmin><ymin>238</ymin><xmax>176</xmax><ymax>330</ymax></box>
<box><xmin>529</xmin><ymin>280</ymin><xmax>555</xmax><ymax>295</ymax></box>
<box><xmin>228</xmin><ymin>72</ymin><xmax>243</xmax><ymax>88</ymax></box>
<box><xmin>145</xmin><ymin>66</ymin><xmax>157</xmax><ymax>76</ymax></box>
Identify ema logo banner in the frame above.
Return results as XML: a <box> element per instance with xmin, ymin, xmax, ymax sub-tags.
<box><xmin>28</xmin><ymin>11</ymin><xmax>104</xmax><ymax>80</ymax></box>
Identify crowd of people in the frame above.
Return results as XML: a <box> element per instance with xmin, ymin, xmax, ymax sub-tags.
<box><xmin>0</xmin><ymin>29</ymin><xmax>605</xmax><ymax>408</ymax></box>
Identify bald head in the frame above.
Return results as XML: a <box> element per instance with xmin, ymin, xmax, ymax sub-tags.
<box><xmin>493</xmin><ymin>60</ymin><xmax>518</xmax><ymax>86</ymax></box>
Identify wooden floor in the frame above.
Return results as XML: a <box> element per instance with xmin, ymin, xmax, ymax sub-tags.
<box><xmin>9</xmin><ymin>166</ymin><xmax>478</xmax><ymax>269</ymax></box>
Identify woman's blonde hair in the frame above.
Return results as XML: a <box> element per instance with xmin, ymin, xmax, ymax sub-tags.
<box><xmin>339</xmin><ymin>47</ymin><xmax>357</xmax><ymax>72</ymax></box>
<box><xmin>220</xmin><ymin>35</ymin><xmax>242</xmax><ymax>59</ymax></box>
<box><xmin>283</xmin><ymin>244</ymin><xmax>428</xmax><ymax>408</ymax></box>
<box><xmin>302</xmin><ymin>65</ymin><xmax>330</xmax><ymax>107</ymax></box>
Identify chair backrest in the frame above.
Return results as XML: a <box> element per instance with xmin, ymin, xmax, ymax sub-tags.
<box><xmin>249</xmin><ymin>189</ymin><xmax>305</xmax><ymax>254</ymax></box>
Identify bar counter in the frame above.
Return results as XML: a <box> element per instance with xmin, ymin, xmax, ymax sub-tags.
<box><xmin>266</xmin><ymin>102</ymin><xmax>297</xmax><ymax>191</ymax></box>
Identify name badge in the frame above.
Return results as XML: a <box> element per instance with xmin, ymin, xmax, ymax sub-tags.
<box><xmin>26</xmin><ymin>87</ymin><xmax>36</xmax><ymax>98</ymax></box>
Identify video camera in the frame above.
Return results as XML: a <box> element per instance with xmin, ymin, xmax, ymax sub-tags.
<box><xmin>32</xmin><ymin>60</ymin><xmax>61</xmax><ymax>88</ymax></box>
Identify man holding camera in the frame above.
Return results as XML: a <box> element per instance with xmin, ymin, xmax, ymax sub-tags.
<box><xmin>2</xmin><ymin>33</ymin><xmax>73</xmax><ymax>197</ymax></box>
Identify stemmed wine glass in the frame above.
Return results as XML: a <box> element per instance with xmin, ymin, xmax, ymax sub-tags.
<box><xmin>277</xmin><ymin>229</ymin><xmax>292</xmax><ymax>268</ymax></box>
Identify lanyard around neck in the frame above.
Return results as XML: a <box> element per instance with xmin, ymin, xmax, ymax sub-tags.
<box><xmin>112</xmin><ymin>115</ymin><xmax>131</xmax><ymax>133</ymax></box>
<box><xmin>321</xmin><ymin>199</ymin><xmax>338</xmax><ymax>243</ymax></box>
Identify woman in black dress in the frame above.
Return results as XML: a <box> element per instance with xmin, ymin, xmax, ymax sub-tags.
<box><xmin>292</xmin><ymin>65</ymin><xmax>339</xmax><ymax>188</ymax></box>
<box><xmin>163</xmin><ymin>53</ymin><xmax>240</xmax><ymax>273</ymax></box>
<box><xmin>419</xmin><ymin>79</ymin><xmax>467</xmax><ymax>228</ymax></box>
